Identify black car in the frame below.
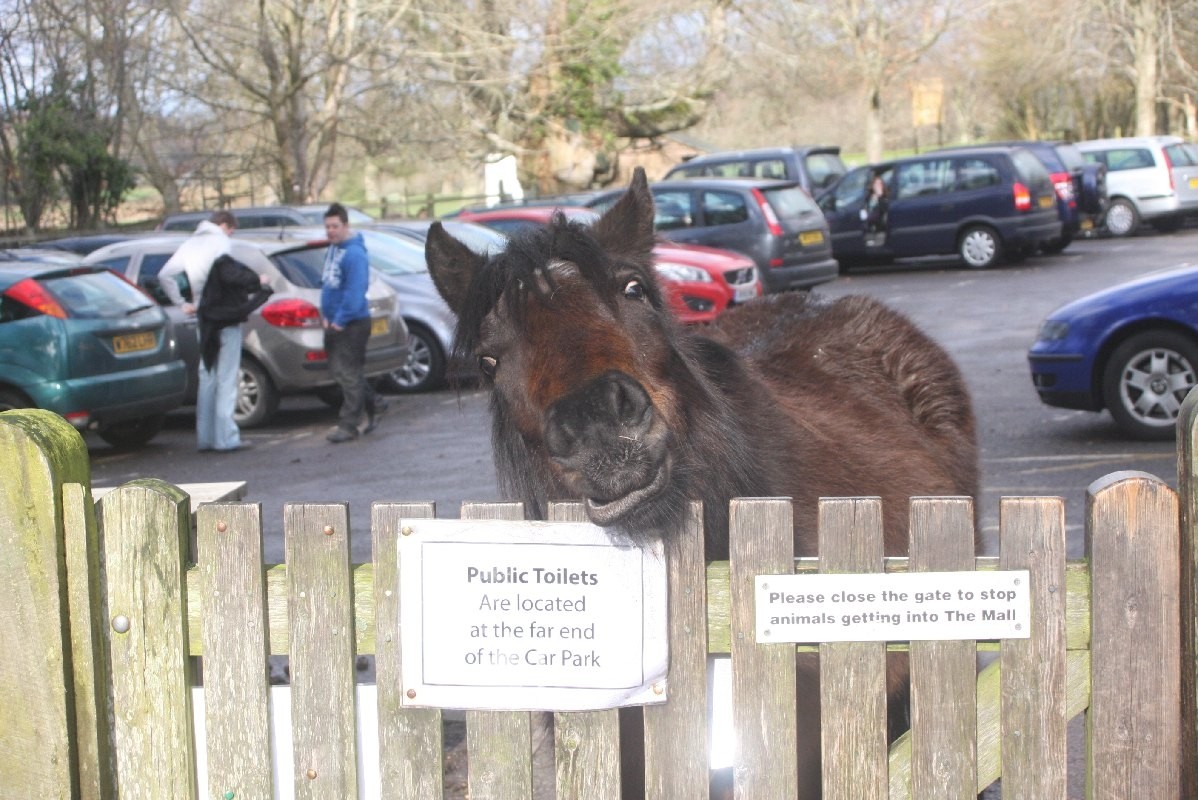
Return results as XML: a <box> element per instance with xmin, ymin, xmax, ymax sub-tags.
<box><xmin>662</xmin><ymin>145</ymin><xmax>848</xmax><ymax>200</ymax></box>
<box><xmin>936</xmin><ymin>140</ymin><xmax>1107</xmax><ymax>253</ymax></box>
<box><xmin>818</xmin><ymin>146</ymin><xmax>1062</xmax><ymax>270</ymax></box>
<box><xmin>586</xmin><ymin>177</ymin><xmax>839</xmax><ymax>292</ymax></box>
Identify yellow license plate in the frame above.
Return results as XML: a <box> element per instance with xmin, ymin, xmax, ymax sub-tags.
<box><xmin>1190</xmin><ymin>177</ymin><xmax>1198</xmax><ymax>189</ymax></box>
<box><xmin>799</xmin><ymin>230</ymin><xmax>825</xmax><ymax>246</ymax></box>
<box><xmin>1081</xmin><ymin>218</ymin><xmax>1094</xmax><ymax>231</ymax></box>
<box><xmin>1038</xmin><ymin>195</ymin><xmax>1054</xmax><ymax>208</ymax></box>
<box><xmin>370</xmin><ymin>317</ymin><xmax>389</xmax><ymax>336</ymax></box>
<box><xmin>112</xmin><ymin>331</ymin><xmax>156</xmax><ymax>354</ymax></box>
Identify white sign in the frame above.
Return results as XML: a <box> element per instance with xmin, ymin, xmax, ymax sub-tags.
<box><xmin>755</xmin><ymin>570</ymin><xmax>1031</xmax><ymax>643</ymax></box>
<box><xmin>398</xmin><ymin>519</ymin><xmax>668</xmax><ymax>711</ymax></box>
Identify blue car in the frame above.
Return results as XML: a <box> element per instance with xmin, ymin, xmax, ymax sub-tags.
<box><xmin>1028</xmin><ymin>265</ymin><xmax>1198</xmax><ymax>439</ymax></box>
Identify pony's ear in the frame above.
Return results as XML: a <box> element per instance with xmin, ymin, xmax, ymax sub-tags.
<box><xmin>425</xmin><ymin>222</ymin><xmax>486</xmax><ymax>317</ymax></box>
<box><xmin>591</xmin><ymin>167</ymin><xmax>655</xmax><ymax>265</ymax></box>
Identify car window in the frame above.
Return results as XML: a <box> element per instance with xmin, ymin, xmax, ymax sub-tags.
<box><xmin>804</xmin><ymin>153</ymin><xmax>847</xmax><ymax>190</ymax></box>
<box><xmin>951</xmin><ymin>157</ymin><xmax>1002</xmax><ymax>191</ymax></box>
<box><xmin>270</xmin><ymin>247</ymin><xmax>326</xmax><ymax>288</ymax></box>
<box><xmin>1011</xmin><ymin>150</ymin><xmax>1051</xmax><ymax>187</ymax></box>
<box><xmin>358</xmin><ymin>230</ymin><xmax>430</xmax><ymax>275</ymax></box>
<box><xmin>1101</xmin><ymin>148</ymin><xmax>1156</xmax><ymax>171</ymax></box>
<box><xmin>701</xmin><ymin>191</ymin><xmax>749</xmax><ymax>226</ymax></box>
<box><xmin>896</xmin><ymin>159</ymin><xmax>953</xmax><ymax>199</ymax></box>
<box><xmin>1054</xmin><ymin>144</ymin><xmax>1087</xmax><ymax>171</ymax></box>
<box><xmin>831</xmin><ymin>168</ymin><xmax>870</xmax><ymax>208</ymax></box>
<box><xmin>92</xmin><ymin>255</ymin><xmax>131</xmax><ymax>275</ymax></box>
<box><xmin>42</xmin><ymin>270</ymin><xmax>156</xmax><ymax>319</ymax></box>
<box><xmin>651</xmin><ymin>190</ymin><xmax>696</xmax><ymax>230</ymax></box>
<box><xmin>132</xmin><ymin>252</ymin><xmax>188</xmax><ymax>304</ymax></box>
<box><xmin>761</xmin><ymin>186</ymin><xmax>820</xmax><ymax>218</ymax></box>
<box><xmin>440</xmin><ymin>222</ymin><xmax>509</xmax><ymax>255</ymax></box>
<box><xmin>1164</xmin><ymin>143</ymin><xmax>1196</xmax><ymax>167</ymax></box>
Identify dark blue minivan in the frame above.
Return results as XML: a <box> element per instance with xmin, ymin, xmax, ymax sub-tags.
<box><xmin>817</xmin><ymin>146</ymin><xmax>1062</xmax><ymax>269</ymax></box>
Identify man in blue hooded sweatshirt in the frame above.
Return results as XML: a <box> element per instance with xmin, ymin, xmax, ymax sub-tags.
<box><xmin>321</xmin><ymin>202</ymin><xmax>385</xmax><ymax>443</ymax></box>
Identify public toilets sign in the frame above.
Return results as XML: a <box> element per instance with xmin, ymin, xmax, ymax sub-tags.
<box><xmin>398</xmin><ymin>519</ymin><xmax>668</xmax><ymax>711</ymax></box>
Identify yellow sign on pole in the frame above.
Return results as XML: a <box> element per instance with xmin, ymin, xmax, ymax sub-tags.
<box><xmin>911</xmin><ymin>77</ymin><xmax>944</xmax><ymax>127</ymax></box>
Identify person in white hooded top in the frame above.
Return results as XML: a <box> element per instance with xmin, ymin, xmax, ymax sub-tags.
<box><xmin>158</xmin><ymin>210</ymin><xmax>266</xmax><ymax>452</ymax></box>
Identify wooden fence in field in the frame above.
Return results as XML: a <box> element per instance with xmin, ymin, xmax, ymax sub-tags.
<box><xmin>3</xmin><ymin>406</ymin><xmax>1197</xmax><ymax>799</ymax></box>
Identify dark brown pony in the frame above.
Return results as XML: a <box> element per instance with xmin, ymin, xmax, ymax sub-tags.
<box><xmin>426</xmin><ymin>167</ymin><xmax>979</xmax><ymax>798</ymax></box>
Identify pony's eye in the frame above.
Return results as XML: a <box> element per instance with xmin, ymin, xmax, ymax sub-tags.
<box><xmin>623</xmin><ymin>279</ymin><xmax>646</xmax><ymax>300</ymax></box>
<box><xmin>478</xmin><ymin>355</ymin><xmax>498</xmax><ymax>378</ymax></box>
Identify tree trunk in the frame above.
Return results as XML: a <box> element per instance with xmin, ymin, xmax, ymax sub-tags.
<box><xmin>1130</xmin><ymin>0</ymin><xmax>1161</xmax><ymax>136</ymax></box>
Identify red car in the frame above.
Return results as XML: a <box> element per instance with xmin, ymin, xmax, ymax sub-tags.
<box><xmin>454</xmin><ymin>206</ymin><xmax>762</xmax><ymax>323</ymax></box>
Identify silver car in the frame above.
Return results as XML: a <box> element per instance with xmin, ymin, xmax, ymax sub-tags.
<box><xmin>82</xmin><ymin>234</ymin><xmax>409</xmax><ymax>427</ymax></box>
<box><xmin>363</xmin><ymin>222</ymin><xmax>506</xmax><ymax>392</ymax></box>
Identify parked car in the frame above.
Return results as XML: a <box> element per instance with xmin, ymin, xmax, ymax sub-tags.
<box><xmin>818</xmin><ymin>146</ymin><xmax>1062</xmax><ymax>270</ymax></box>
<box><xmin>82</xmin><ymin>235</ymin><xmax>409</xmax><ymax>427</ymax></box>
<box><xmin>28</xmin><ymin>233</ymin><xmax>141</xmax><ymax>256</ymax></box>
<box><xmin>158</xmin><ymin>205</ymin><xmax>373</xmax><ymax>233</ymax></box>
<box><xmin>935</xmin><ymin>140</ymin><xmax>1107</xmax><ymax>252</ymax></box>
<box><xmin>580</xmin><ymin>178</ymin><xmax>837</xmax><ymax>292</ymax></box>
<box><xmin>1028</xmin><ymin>264</ymin><xmax>1198</xmax><ymax>439</ymax></box>
<box><xmin>662</xmin><ymin>145</ymin><xmax>848</xmax><ymax>200</ymax></box>
<box><xmin>455</xmin><ymin>205</ymin><xmax>764</xmax><ymax>318</ymax></box>
<box><xmin>369</xmin><ymin>219</ymin><xmax>505</xmax><ymax>392</ymax></box>
<box><xmin>1075</xmin><ymin>136</ymin><xmax>1198</xmax><ymax>236</ymax></box>
<box><xmin>0</xmin><ymin>260</ymin><xmax>187</xmax><ymax>447</ymax></box>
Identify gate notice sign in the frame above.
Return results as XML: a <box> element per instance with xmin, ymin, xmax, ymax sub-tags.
<box><xmin>398</xmin><ymin>519</ymin><xmax>668</xmax><ymax>711</ymax></box>
<box><xmin>755</xmin><ymin>570</ymin><xmax>1031</xmax><ymax>643</ymax></box>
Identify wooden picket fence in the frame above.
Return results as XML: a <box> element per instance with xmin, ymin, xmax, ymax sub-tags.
<box><xmin>2</xmin><ymin>405</ymin><xmax>1197</xmax><ymax>799</ymax></box>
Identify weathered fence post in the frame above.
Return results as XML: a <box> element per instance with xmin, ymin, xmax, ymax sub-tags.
<box><xmin>1177</xmin><ymin>390</ymin><xmax>1198</xmax><ymax>798</ymax></box>
<box><xmin>0</xmin><ymin>409</ymin><xmax>109</xmax><ymax>799</ymax></box>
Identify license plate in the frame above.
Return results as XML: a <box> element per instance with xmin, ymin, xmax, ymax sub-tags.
<box><xmin>1038</xmin><ymin>195</ymin><xmax>1054</xmax><ymax>208</ymax></box>
<box><xmin>1081</xmin><ymin>218</ymin><xmax>1094</xmax><ymax>231</ymax></box>
<box><xmin>370</xmin><ymin>317</ymin><xmax>389</xmax><ymax>336</ymax></box>
<box><xmin>799</xmin><ymin>230</ymin><xmax>824</xmax><ymax>246</ymax></box>
<box><xmin>733</xmin><ymin>283</ymin><xmax>758</xmax><ymax>302</ymax></box>
<box><xmin>1190</xmin><ymin>177</ymin><xmax>1198</xmax><ymax>189</ymax></box>
<box><xmin>112</xmin><ymin>331</ymin><xmax>156</xmax><ymax>354</ymax></box>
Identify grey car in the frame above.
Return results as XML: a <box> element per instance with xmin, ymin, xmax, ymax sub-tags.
<box><xmin>361</xmin><ymin>222</ymin><xmax>506</xmax><ymax>392</ymax></box>
<box><xmin>82</xmin><ymin>235</ymin><xmax>409</xmax><ymax>427</ymax></box>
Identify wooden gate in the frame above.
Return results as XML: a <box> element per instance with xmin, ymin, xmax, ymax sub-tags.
<box><xmin>2</xmin><ymin>406</ymin><xmax>1194</xmax><ymax>799</ymax></box>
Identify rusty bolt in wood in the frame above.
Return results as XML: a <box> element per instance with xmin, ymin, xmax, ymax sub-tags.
<box><xmin>323</xmin><ymin>525</ymin><xmax>335</xmax><ymax>536</ymax></box>
<box><xmin>401</xmin><ymin>525</ymin><xmax>414</xmax><ymax>536</ymax></box>
<box><xmin>306</xmin><ymin>768</ymin><xmax>317</xmax><ymax>780</ymax></box>
<box><xmin>217</xmin><ymin>521</ymin><xmax>228</xmax><ymax>533</ymax></box>
<box><xmin>406</xmin><ymin>689</ymin><xmax>417</xmax><ymax>699</ymax></box>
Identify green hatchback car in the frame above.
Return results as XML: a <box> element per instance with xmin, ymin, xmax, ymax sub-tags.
<box><xmin>0</xmin><ymin>260</ymin><xmax>187</xmax><ymax>447</ymax></box>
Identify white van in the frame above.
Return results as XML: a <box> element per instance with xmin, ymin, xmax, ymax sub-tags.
<box><xmin>1076</xmin><ymin>135</ymin><xmax>1198</xmax><ymax>236</ymax></box>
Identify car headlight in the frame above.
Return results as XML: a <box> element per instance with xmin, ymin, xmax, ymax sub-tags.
<box><xmin>655</xmin><ymin>262</ymin><xmax>712</xmax><ymax>283</ymax></box>
<box><xmin>1036</xmin><ymin>320</ymin><xmax>1070</xmax><ymax>341</ymax></box>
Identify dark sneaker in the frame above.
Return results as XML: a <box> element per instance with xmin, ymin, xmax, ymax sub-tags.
<box><xmin>326</xmin><ymin>426</ymin><xmax>358</xmax><ymax>444</ymax></box>
<box><xmin>362</xmin><ymin>398</ymin><xmax>390</xmax><ymax>435</ymax></box>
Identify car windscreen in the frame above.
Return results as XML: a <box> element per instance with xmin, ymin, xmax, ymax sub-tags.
<box><xmin>804</xmin><ymin>153</ymin><xmax>847</xmax><ymax>191</ymax></box>
<box><xmin>440</xmin><ymin>222</ymin><xmax>508</xmax><ymax>255</ymax></box>
<box><xmin>41</xmin><ymin>270</ymin><xmax>156</xmax><ymax>319</ymax></box>
<box><xmin>762</xmin><ymin>186</ymin><xmax>821</xmax><ymax>218</ymax></box>
<box><xmin>1011</xmin><ymin>149</ymin><xmax>1052</xmax><ymax>187</ymax></box>
<box><xmin>358</xmin><ymin>230</ymin><xmax>431</xmax><ymax>276</ymax></box>
<box><xmin>1054</xmin><ymin>144</ymin><xmax>1087</xmax><ymax>172</ymax></box>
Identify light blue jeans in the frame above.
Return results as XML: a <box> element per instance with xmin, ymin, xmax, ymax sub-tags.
<box><xmin>196</xmin><ymin>324</ymin><xmax>242</xmax><ymax>451</ymax></box>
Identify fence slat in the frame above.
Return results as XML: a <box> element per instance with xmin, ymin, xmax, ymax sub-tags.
<box><xmin>101</xmin><ymin>481</ymin><xmax>197</xmax><ymax>800</ymax></box>
<box><xmin>1086</xmin><ymin>472</ymin><xmax>1180</xmax><ymax>799</ymax></box>
<box><xmin>373</xmin><ymin>501</ymin><xmax>442</xmax><ymax>799</ymax></box>
<box><xmin>819</xmin><ymin>497</ymin><xmax>887</xmax><ymax>800</ymax></box>
<box><xmin>462</xmin><ymin>501</ymin><xmax>535</xmax><ymax>800</ymax></box>
<box><xmin>999</xmin><ymin>497</ymin><xmax>1067</xmax><ymax>798</ymax></box>
<box><xmin>1176</xmin><ymin>389</ymin><xmax>1198</xmax><ymax>798</ymax></box>
<box><xmin>909</xmin><ymin>498</ymin><xmax>977</xmax><ymax>799</ymax></box>
<box><xmin>286</xmin><ymin>503</ymin><xmax>359</xmax><ymax>800</ymax></box>
<box><xmin>729</xmin><ymin>497</ymin><xmax>798</xmax><ymax>797</ymax></box>
<box><xmin>548</xmin><ymin>501</ymin><xmax>622</xmax><ymax>800</ymax></box>
<box><xmin>0</xmin><ymin>411</ymin><xmax>89</xmax><ymax>798</ymax></box>
<box><xmin>198</xmin><ymin>502</ymin><xmax>273</xmax><ymax>800</ymax></box>
<box><xmin>644</xmin><ymin>501</ymin><xmax>709</xmax><ymax>800</ymax></box>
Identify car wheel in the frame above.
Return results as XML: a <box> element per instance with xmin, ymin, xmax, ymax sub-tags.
<box><xmin>1102</xmin><ymin>198</ymin><xmax>1138</xmax><ymax>237</ymax></box>
<box><xmin>234</xmin><ymin>357</ymin><xmax>279</xmax><ymax>428</ymax></box>
<box><xmin>958</xmin><ymin>225</ymin><xmax>1001</xmax><ymax>269</ymax></box>
<box><xmin>382</xmin><ymin>323</ymin><xmax>446</xmax><ymax>393</ymax></box>
<box><xmin>1101</xmin><ymin>331</ymin><xmax>1198</xmax><ymax>440</ymax></box>
<box><xmin>97</xmin><ymin>414</ymin><xmax>165</xmax><ymax>449</ymax></box>
<box><xmin>1040</xmin><ymin>231</ymin><xmax>1074</xmax><ymax>255</ymax></box>
<box><xmin>0</xmin><ymin>388</ymin><xmax>30</xmax><ymax>411</ymax></box>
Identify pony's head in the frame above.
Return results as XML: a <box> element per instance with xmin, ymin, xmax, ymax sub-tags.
<box><xmin>426</xmin><ymin>168</ymin><xmax>703</xmax><ymax>540</ymax></box>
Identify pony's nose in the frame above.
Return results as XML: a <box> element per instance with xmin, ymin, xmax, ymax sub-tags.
<box><xmin>544</xmin><ymin>371</ymin><xmax>653</xmax><ymax>459</ymax></box>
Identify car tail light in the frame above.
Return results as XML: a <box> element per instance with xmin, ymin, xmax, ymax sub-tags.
<box><xmin>751</xmin><ymin>189</ymin><xmax>785</xmax><ymax>236</ymax></box>
<box><xmin>1013</xmin><ymin>182</ymin><xmax>1032</xmax><ymax>212</ymax></box>
<box><xmin>64</xmin><ymin>411</ymin><xmax>90</xmax><ymax>428</ymax></box>
<box><xmin>305</xmin><ymin>350</ymin><xmax>328</xmax><ymax>362</ymax></box>
<box><xmin>4</xmin><ymin>277</ymin><xmax>67</xmax><ymax>318</ymax></box>
<box><xmin>260</xmin><ymin>298</ymin><xmax>322</xmax><ymax>328</ymax></box>
<box><xmin>1050</xmin><ymin>171</ymin><xmax>1075</xmax><ymax>207</ymax></box>
<box><xmin>1163</xmin><ymin>148</ymin><xmax>1175</xmax><ymax>191</ymax></box>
